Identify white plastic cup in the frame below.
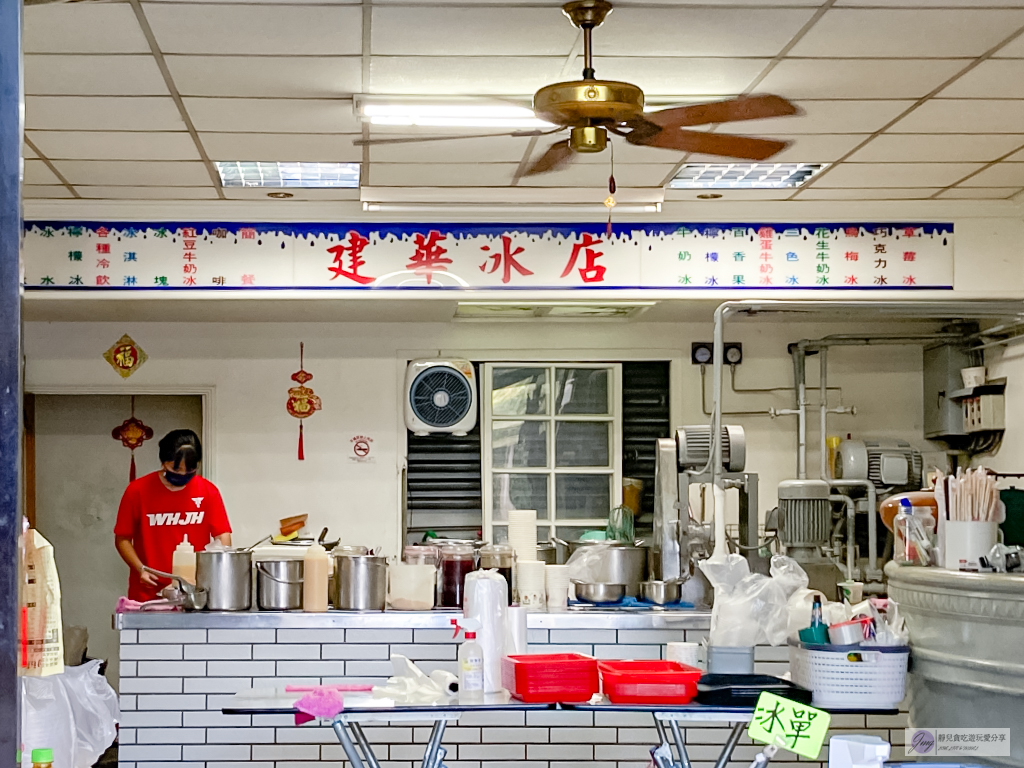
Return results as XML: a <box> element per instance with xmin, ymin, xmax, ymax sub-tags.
<box><xmin>666</xmin><ymin>641</ymin><xmax>701</xmax><ymax>669</ymax></box>
<box><xmin>961</xmin><ymin>366</ymin><xmax>987</xmax><ymax>389</ymax></box>
<box><xmin>544</xmin><ymin>564</ymin><xmax>570</xmax><ymax>609</ymax></box>
<box><xmin>837</xmin><ymin>580</ymin><xmax>864</xmax><ymax>604</ymax></box>
<box><xmin>944</xmin><ymin>520</ymin><xmax>999</xmax><ymax>571</ymax></box>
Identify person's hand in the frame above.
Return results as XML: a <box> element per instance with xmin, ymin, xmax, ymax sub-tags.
<box><xmin>139</xmin><ymin>568</ymin><xmax>161</xmax><ymax>589</ymax></box>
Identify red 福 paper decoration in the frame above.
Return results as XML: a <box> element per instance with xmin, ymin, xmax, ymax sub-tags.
<box><xmin>286</xmin><ymin>343</ymin><xmax>322</xmax><ymax>460</ymax></box>
<box><xmin>111</xmin><ymin>396</ymin><xmax>154</xmax><ymax>481</ymax></box>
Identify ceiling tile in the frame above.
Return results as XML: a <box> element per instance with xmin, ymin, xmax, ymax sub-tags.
<box><xmin>24</xmin><ymin>4</ymin><xmax>150</xmax><ymax>54</ymax></box>
<box><xmin>848</xmin><ymin>133</ymin><xmax>1024</xmax><ymax>162</ymax></box>
<box><xmin>369</xmin><ymin>57</ymin><xmax>565</xmax><ymax>95</ymax></box>
<box><xmin>372</xmin><ymin>6</ymin><xmax>576</xmax><ymax>55</ymax></box>
<box><xmin>24</xmin><ymin>160</ymin><xmax>61</xmax><ymax>186</ymax></box>
<box><xmin>371</xmin><ymin>163</ymin><xmax>519</xmax><ymax>186</ymax></box>
<box><xmin>26</xmin><ymin>96</ymin><xmax>184</xmax><ymax>131</ymax></box>
<box><xmin>27</xmin><ymin>131</ymin><xmax>200</xmax><ymax>161</ymax></box>
<box><xmin>718</xmin><ymin>100</ymin><xmax>914</xmax><ymax>135</ymax></box>
<box><xmin>25</xmin><ymin>55</ymin><xmax>168</xmax><ymax>97</ymax></box>
<box><xmin>370</xmin><ymin>134</ymin><xmax>537</xmax><ymax>164</ymax></box>
<box><xmin>995</xmin><ymin>30</ymin><xmax>1024</xmax><ymax>57</ymax></box>
<box><xmin>1007</xmin><ymin>146</ymin><xmax>1024</xmax><ymax>161</ymax></box>
<box><xmin>937</xmin><ymin>187</ymin><xmax>1021</xmax><ymax>199</ymax></box>
<box><xmin>596</xmin><ymin>7</ymin><xmax>817</xmax><ymax>57</ymax></box>
<box><xmin>182</xmin><ymin>98</ymin><xmax>361</xmax><ymax>134</ymax></box>
<box><xmin>838</xmin><ymin>0</ymin><xmax>1024</xmax><ymax>6</ymax></box>
<box><xmin>143</xmin><ymin>3</ymin><xmax>362</xmax><ymax>55</ymax></box>
<box><xmin>958</xmin><ymin>162</ymin><xmax>1024</xmax><ymax>186</ymax></box>
<box><xmin>202</xmin><ymin>133</ymin><xmax>362</xmax><ymax>163</ymax></box>
<box><xmin>519</xmin><ymin>163</ymin><xmax>622</xmax><ymax>187</ymax></box>
<box><xmin>790</xmin><ymin>8</ymin><xmax>1024</xmax><ymax>57</ymax></box>
<box><xmin>166</xmin><ymin>56</ymin><xmax>361</xmax><ymax>98</ymax></box>
<box><xmin>76</xmin><ymin>186</ymin><xmax>220</xmax><ymax>200</ymax></box>
<box><xmin>664</xmin><ymin>188</ymin><xmax>793</xmax><ymax>202</ymax></box>
<box><xmin>795</xmin><ymin>187</ymin><xmax>942</xmax><ymax>200</ymax></box>
<box><xmin>609</xmin><ymin>164</ymin><xmax>681</xmax><ymax>187</ymax></box>
<box><xmin>686</xmin><ymin>134</ymin><xmax>868</xmax><ymax>163</ymax></box>
<box><xmin>939</xmin><ymin>60</ymin><xmax>1024</xmax><ymax>98</ymax></box>
<box><xmin>22</xmin><ymin>185</ymin><xmax>75</xmax><ymax>199</ymax></box>
<box><xmin>757</xmin><ymin>59</ymin><xmax>966</xmax><ymax>100</ymax></box>
<box><xmin>585</xmin><ymin>57</ymin><xmax>767</xmax><ymax>98</ymax></box>
<box><xmin>889</xmin><ymin>100</ymin><xmax>1024</xmax><ymax>133</ymax></box>
<box><xmin>221</xmin><ymin>188</ymin><xmax>360</xmax><ymax>201</ymax></box>
<box><xmin>810</xmin><ymin>162</ymin><xmax>981</xmax><ymax>188</ymax></box>
<box><xmin>23</xmin><ymin>143</ymin><xmax>36</xmax><ymax>159</ymax></box>
<box><xmin>52</xmin><ymin>160</ymin><xmax>213</xmax><ymax>186</ymax></box>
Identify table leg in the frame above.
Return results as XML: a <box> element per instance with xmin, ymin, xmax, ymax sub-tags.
<box><xmin>420</xmin><ymin>719</ymin><xmax>449</xmax><ymax>768</ymax></box>
<box><xmin>669</xmin><ymin>719</ymin><xmax>693</xmax><ymax>768</ymax></box>
<box><xmin>712</xmin><ymin>723</ymin><xmax>746</xmax><ymax>768</ymax></box>
<box><xmin>333</xmin><ymin>721</ymin><xmax>366</xmax><ymax>768</ymax></box>
<box><xmin>350</xmin><ymin>722</ymin><xmax>383</xmax><ymax>768</ymax></box>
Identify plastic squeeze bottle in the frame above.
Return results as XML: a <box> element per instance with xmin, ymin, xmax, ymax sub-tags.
<box><xmin>452</xmin><ymin>618</ymin><xmax>484</xmax><ymax>702</ymax></box>
<box><xmin>303</xmin><ymin>543</ymin><xmax>329</xmax><ymax>612</ymax></box>
<box><xmin>172</xmin><ymin>535</ymin><xmax>196</xmax><ymax>585</ymax></box>
<box><xmin>31</xmin><ymin>749</ymin><xmax>53</xmax><ymax>768</ymax></box>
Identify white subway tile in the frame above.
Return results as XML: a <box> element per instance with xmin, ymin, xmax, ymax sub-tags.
<box><xmin>117</xmin><ymin>746</ymin><xmax>181</xmax><ymax>761</ymax></box>
<box><xmin>459</xmin><ymin>744</ymin><xmax>525</xmax><ymax>760</ymax></box>
<box><xmin>137</xmin><ymin>763</ymin><xmax>204</xmax><ymax>768</ymax></box>
<box><xmin>551</xmin><ymin>727</ymin><xmax>616</xmax><ymax>743</ymax></box>
<box><xmin>277</xmin><ymin>629</ymin><xmax>346</xmax><ymax>643</ymax></box>
<box><xmin>207</xmin><ymin>660</ymin><xmax>276</xmax><ymax>677</ymax></box>
<box><xmin>412</xmin><ymin>629</ymin><xmax>461</xmax><ymax>644</ymax></box>
<box><xmin>275</xmin><ymin>726</ymin><xmax>338</xmax><ymax>744</ymax></box>
<box><xmin>252</xmin><ymin>744</ymin><xmax>321</xmax><ymax>760</ymax></box>
<box><xmin>595</xmin><ymin>712</ymin><xmax>652</xmax><ymax>727</ymax></box>
<box><xmin>446</xmin><ymin>761</ymin><xmax>480</xmax><ymax>768</ymax></box>
<box><xmin>185</xmin><ymin>644</ymin><xmax>252</xmax><ymax>661</ymax></box>
<box><xmin>866</xmin><ymin>713</ymin><xmax>909</xmax><ymax>728</ymax></box>
<box><xmin>137</xmin><ymin>661</ymin><xmax>206</xmax><ymax>677</ymax></box>
<box><xmin>119</xmin><ymin>678</ymin><xmax>183</xmax><ymax>695</ymax></box>
<box><xmin>120</xmin><ymin>662</ymin><xmax>137</xmax><ymax>678</ymax></box>
<box><xmin>207</xmin><ymin>727</ymin><xmax>276</xmax><ymax>743</ymax></box>
<box><xmin>614</xmin><ymin>728</ymin><xmax>660</xmax><ymax>744</ymax></box>
<box><xmin>552</xmin><ymin>762</ymin><xmax>616</xmax><ymax>768</ymax></box>
<box><xmin>206</xmin><ymin>763</ymin><xmax>274</xmax><ymax>768</ymax></box>
<box><xmin>415</xmin><ymin>660</ymin><xmax>459</xmax><ymax>676</ymax></box>
<box><xmin>253</xmin><ymin>644</ymin><xmax>320</xmax><ymax>660</ymax></box>
<box><xmin>120</xmin><ymin>630</ymin><xmax>138</xmax><ymax>644</ymax></box>
<box><xmin>595</xmin><ymin>745</ymin><xmax>649</xmax><ymax>761</ymax></box>
<box><xmin>344</xmin><ymin>660</ymin><xmax>399</xmax><ymax>677</ymax></box>
<box><xmin>258</xmin><ymin>677</ymin><xmax>322</xmax><ymax>688</ymax></box>
<box><xmin>533</xmin><ymin>644</ymin><xmax>592</xmax><ymax>655</ymax></box>
<box><xmin>136</xmin><ymin>728</ymin><xmax>206</xmax><ymax>744</ymax></box>
<box><xmin>346</xmin><ymin>628</ymin><xmax>413</xmax><ymax>643</ymax></box>
<box><xmin>526</xmin><ymin>710</ymin><xmax>592</xmax><ymax>726</ymax></box>
<box><xmin>476</xmin><ymin>762</ymin><xmax>547</xmax><ymax>768</ymax></box>
<box><xmin>137</xmin><ymin>694</ymin><xmax>206</xmax><ymax>711</ymax></box>
<box><xmin>390</xmin><ymin>644</ymin><xmax>457</xmax><ymax>661</ymax></box>
<box><xmin>594</xmin><ymin>644</ymin><xmax>661</xmax><ymax>660</ymax></box>
<box><xmin>183</xmin><ymin>677</ymin><xmax>252</xmax><ymax>694</ymax></box>
<box><xmin>526</xmin><ymin>629</ymin><xmax>548</xmax><ymax>644</ymax></box>
<box><xmin>617</xmin><ymin>630</ymin><xmax>686</xmax><ymax>645</ymax></box>
<box><xmin>683</xmin><ymin>728</ymin><xmax>732</xmax><ymax>744</ymax></box>
<box><xmin>527</xmin><ymin>744</ymin><xmax>593</xmax><ymax>760</ymax></box>
<box><xmin>121</xmin><ymin>645</ymin><xmax>184</xmax><ymax>661</ymax></box>
<box><xmin>483</xmin><ymin>728</ymin><xmax>549</xmax><ymax>743</ymax></box>
<box><xmin>276</xmin><ymin>660</ymin><xmax>347</xmax><ymax>677</ymax></box>
<box><xmin>550</xmin><ymin>629</ymin><xmax>616</xmax><ymax>644</ymax></box>
<box><xmin>182</xmin><ymin>745</ymin><xmax>251</xmax><ymax>761</ymax></box>
<box><xmin>120</xmin><ymin>712</ymin><xmax>182</xmax><ymax>728</ymax></box>
<box><xmin>120</xmin><ymin>695</ymin><xmax>137</xmax><ymax>711</ymax></box>
<box><xmin>828</xmin><ymin>715</ymin><xmax>867</xmax><ymax>728</ymax></box>
<box><xmin>140</xmin><ymin>629</ymin><xmax>206</xmax><ymax>644</ymax></box>
<box><xmin>416</xmin><ymin>726</ymin><xmax>478</xmax><ymax>743</ymax></box>
<box><xmin>458</xmin><ymin>711</ymin><xmax>526</xmax><ymax>727</ymax></box>
<box><xmin>207</xmin><ymin>693</ymin><xmax>253</xmax><ymax>711</ymax></box>
<box><xmin>361</xmin><ymin>727</ymin><xmax>413</xmax><ymax>743</ymax></box>
<box><xmin>390</xmin><ymin>745</ymin><xmax>428</xmax><ymax>761</ymax></box>
<box><xmin>183</xmin><ymin>711</ymin><xmax>251</xmax><ymax>727</ymax></box>
<box><xmin>322</xmin><ymin>644</ymin><xmax>390</xmax><ymax>660</ymax></box>
<box><xmin>252</xmin><ymin>714</ymin><xmax>297</xmax><ymax>726</ymax></box>
<box><xmin>684</xmin><ymin>630</ymin><xmax>710</xmax><ymax>643</ymax></box>
<box><xmin>209</xmin><ymin>629</ymin><xmax>277</xmax><ymax>644</ymax></box>
<box><xmin>119</xmin><ymin>729</ymin><xmax>136</xmax><ymax>745</ymax></box>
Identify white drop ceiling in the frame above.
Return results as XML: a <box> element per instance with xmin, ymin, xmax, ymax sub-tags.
<box><xmin>18</xmin><ymin>0</ymin><xmax>1024</xmax><ymax>206</ymax></box>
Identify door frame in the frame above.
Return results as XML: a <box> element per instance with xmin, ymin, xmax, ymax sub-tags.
<box><xmin>24</xmin><ymin>386</ymin><xmax>217</xmax><ymax>481</ymax></box>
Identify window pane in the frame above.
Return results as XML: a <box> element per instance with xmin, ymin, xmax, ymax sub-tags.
<box><xmin>492</xmin><ymin>367</ymin><xmax>548</xmax><ymax>416</ymax></box>
<box><xmin>492</xmin><ymin>474</ymin><xmax>549</xmax><ymax>521</ymax></box>
<box><xmin>556</xmin><ymin>474</ymin><xmax>612</xmax><ymax>519</ymax></box>
<box><xmin>554</xmin><ymin>368</ymin><xmax>609</xmax><ymax>414</ymax></box>
<box><xmin>492</xmin><ymin>421</ymin><xmax>547</xmax><ymax>468</ymax></box>
<box><xmin>555</xmin><ymin>421</ymin><xmax>610</xmax><ymax>467</ymax></box>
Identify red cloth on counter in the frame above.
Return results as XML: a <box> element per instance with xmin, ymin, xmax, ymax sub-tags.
<box><xmin>114</xmin><ymin>471</ymin><xmax>231</xmax><ymax>602</ymax></box>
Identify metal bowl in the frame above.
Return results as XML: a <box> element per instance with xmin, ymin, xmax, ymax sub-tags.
<box><xmin>572</xmin><ymin>581</ymin><xmax>627</xmax><ymax>605</ymax></box>
<box><xmin>640</xmin><ymin>579</ymin><xmax>682</xmax><ymax>605</ymax></box>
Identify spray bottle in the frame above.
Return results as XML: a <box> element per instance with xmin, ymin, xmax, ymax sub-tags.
<box><xmin>451</xmin><ymin>618</ymin><xmax>484</xmax><ymax>702</ymax></box>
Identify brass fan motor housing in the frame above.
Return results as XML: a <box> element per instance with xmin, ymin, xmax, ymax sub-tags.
<box><xmin>533</xmin><ymin>79</ymin><xmax>645</xmax><ymax>126</ymax></box>
<box><xmin>570</xmin><ymin>126</ymin><xmax>607</xmax><ymax>153</ymax></box>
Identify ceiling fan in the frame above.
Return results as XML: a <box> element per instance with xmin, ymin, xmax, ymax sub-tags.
<box><xmin>355</xmin><ymin>0</ymin><xmax>801</xmax><ymax>177</ymax></box>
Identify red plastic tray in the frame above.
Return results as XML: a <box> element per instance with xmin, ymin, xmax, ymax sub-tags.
<box><xmin>502</xmin><ymin>653</ymin><xmax>599</xmax><ymax>703</ymax></box>
<box><xmin>597</xmin><ymin>660</ymin><xmax>702</xmax><ymax>704</ymax></box>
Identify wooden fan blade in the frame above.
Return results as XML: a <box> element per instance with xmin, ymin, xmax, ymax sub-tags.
<box><xmin>646</xmin><ymin>94</ymin><xmax>800</xmax><ymax>129</ymax></box>
<box><xmin>353</xmin><ymin>129</ymin><xmax>548</xmax><ymax>147</ymax></box>
<box><xmin>630</xmin><ymin>127</ymin><xmax>790</xmax><ymax>161</ymax></box>
<box><xmin>523</xmin><ymin>140</ymin><xmax>574</xmax><ymax>175</ymax></box>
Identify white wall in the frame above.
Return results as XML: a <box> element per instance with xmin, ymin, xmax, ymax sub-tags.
<box><xmin>24</xmin><ymin>317</ymin><xmax>938</xmax><ymax>556</ymax></box>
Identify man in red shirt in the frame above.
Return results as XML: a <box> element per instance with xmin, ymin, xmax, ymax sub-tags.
<box><xmin>114</xmin><ymin>429</ymin><xmax>232</xmax><ymax>602</ymax></box>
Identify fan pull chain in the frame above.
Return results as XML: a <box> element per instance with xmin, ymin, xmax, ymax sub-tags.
<box><xmin>605</xmin><ymin>139</ymin><xmax>617</xmax><ymax>237</ymax></box>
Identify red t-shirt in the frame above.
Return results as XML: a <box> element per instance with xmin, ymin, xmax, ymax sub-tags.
<box><xmin>114</xmin><ymin>471</ymin><xmax>232</xmax><ymax>602</ymax></box>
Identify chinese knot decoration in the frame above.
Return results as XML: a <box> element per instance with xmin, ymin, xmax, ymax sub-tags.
<box><xmin>103</xmin><ymin>334</ymin><xmax>148</xmax><ymax>379</ymax></box>
<box><xmin>111</xmin><ymin>396</ymin><xmax>154</xmax><ymax>482</ymax></box>
<box><xmin>286</xmin><ymin>343</ymin><xmax>322</xmax><ymax>460</ymax></box>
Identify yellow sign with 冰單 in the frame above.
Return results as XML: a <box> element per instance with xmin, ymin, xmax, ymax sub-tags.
<box><xmin>747</xmin><ymin>691</ymin><xmax>831</xmax><ymax>760</ymax></box>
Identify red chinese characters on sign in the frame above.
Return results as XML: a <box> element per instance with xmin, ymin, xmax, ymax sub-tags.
<box><xmin>240</xmin><ymin>228</ymin><xmax>256</xmax><ymax>240</ymax></box>
<box><xmin>408</xmin><ymin>231</ymin><xmax>451</xmax><ymax>284</ymax></box>
<box><xmin>903</xmin><ymin>251</ymin><xmax>916</xmax><ymax>262</ymax></box>
<box><xmin>480</xmin><ymin>236</ymin><xmax>534</xmax><ymax>285</ymax></box>
<box><xmin>96</xmin><ymin>227</ymin><xmax>109</xmax><ymax>238</ymax></box>
<box><xmin>181</xmin><ymin>227</ymin><xmax>197</xmax><ymax>238</ymax></box>
<box><xmin>561</xmin><ymin>234</ymin><xmax>606</xmax><ymax>283</ymax></box>
<box><xmin>844</xmin><ymin>227</ymin><xmax>859</xmax><ymax>237</ymax></box>
<box><xmin>327</xmin><ymin>231</ymin><xmax>374</xmax><ymax>285</ymax></box>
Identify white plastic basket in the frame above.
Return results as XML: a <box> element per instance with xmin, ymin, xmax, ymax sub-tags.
<box><xmin>788</xmin><ymin>638</ymin><xmax>909</xmax><ymax>710</ymax></box>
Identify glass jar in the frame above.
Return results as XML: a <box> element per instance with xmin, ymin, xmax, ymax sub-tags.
<box><xmin>479</xmin><ymin>543</ymin><xmax>515</xmax><ymax>604</ymax></box>
<box><xmin>440</xmin><ymin>543</ymin><xmax>476</xmax><ymax>608</ymax></box>
<box><xmin>403</xmin><ymin>544</ymin><xmax>440</xmax><ymax>566</ymax></box>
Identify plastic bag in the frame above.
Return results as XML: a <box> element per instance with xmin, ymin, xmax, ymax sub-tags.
<box><xmin>701</xmin><ymin>555</ymin><xmax>790</xmax><ymax>647</ymax></box>
<box><xmin>21</xmin><ymin>659</ymin><xmax>118</xmax><ymax>768</ymax></box>
<box><xmin>566</xmin><ymin>544</ymin><xmax>612</xmax><ymax>583</ymax></box>
<box><xmin>769</xmin><ymin>556</ymin><xmax>809</xmax><ymax>598</ymax></box>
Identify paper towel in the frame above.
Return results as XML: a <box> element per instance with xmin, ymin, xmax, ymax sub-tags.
<box><xmin>463</xmin><ymin>569</ymin><xmax>509</xmax><ymax>693</ymax></box>
<box><xmin>506</xmin><ymin>606</ymin><xmax>528</xmax><ymax>655</ymax></box>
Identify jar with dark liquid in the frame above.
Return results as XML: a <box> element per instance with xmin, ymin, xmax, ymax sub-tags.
<box><xmin>479</xmin><ymin>544</ymin><xmax>515</xmax><ymax>605</ymax></box>
<box><xmin>440</xmin><ymin>543</ymin><xmax>476</xmax><ymax>608</ymax></box>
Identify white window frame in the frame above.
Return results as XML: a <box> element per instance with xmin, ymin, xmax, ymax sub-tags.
<box><xmin>482</xmin><ymin>362</ymin><xmax>623</xmax><ymax>544</ymax></box>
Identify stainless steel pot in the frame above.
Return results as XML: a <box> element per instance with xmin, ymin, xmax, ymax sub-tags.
<box><xmin>196</xmin><ymin>549</ymin><xmax>252</xmax><ymax>611</ymax></box>
<box><xmin>332</xmin><ymin>554</ymin><xmax>387</xmax><ymax>611</ymax></box>
<box><xmin>566</xmin><ymin>541</ymin><xmax>649</xmax><ymax>597</ymax></box>
<box><xmin>256</xmin><ymin>559</ymin><xmax>304</xmax><ymax>611</ymax></box>
<box><xmin>572</xmin><ymin>581</ymin><xmax>627</xmax><ymax>605</ymax></box>
<box><xmin>536</xmin><ymin>542</ymin><xmax>558</xmax><ymax>565</ymax></box>
<box><xmin>640</xmin><ymin>579</ymin><xmax>682</xmax><ymax>605</ymax></box>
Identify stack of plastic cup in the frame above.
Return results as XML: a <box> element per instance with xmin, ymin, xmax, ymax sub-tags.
<box><xmin>544</xmin><ymin>564</ymin><xmax>571</xmax><ymax>610</ymax></box>
<box><xmin>516</xmin><ymin>560</ymin><xmax>547</xmax><ymax>612</ymax></box>
<box><xmin>508</xmin><ymin>509</ymin><xmax>538</xmax><ymax>561</ymax></box>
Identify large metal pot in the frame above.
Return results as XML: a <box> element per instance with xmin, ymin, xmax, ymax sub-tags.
<box><xmin>332</xmin><ymin>554</ymin><xmax>387</xmax><ymax>611</ymax></box>
<box><xmin>255</xmin><ymin>559</ymin><xmax>304</xmax><ymax>611</ymax></box>
<box><xmin>196</xmin><ymin>549</ymin><xmax>252</xmax><ymax>611</ymax></box>
<box><xmin>566</xmin><ymin>540</ymin><xmax>649</xmax><ymax>597</ymax></box>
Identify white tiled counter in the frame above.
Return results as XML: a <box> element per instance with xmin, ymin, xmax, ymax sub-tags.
<box><xmin>116</xmin><ymin>611</ymin><xmax>907</xmax><ymax>768</ymax></box>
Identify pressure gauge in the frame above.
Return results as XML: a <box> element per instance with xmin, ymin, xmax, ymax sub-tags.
<box><xmin>725</xmin><ymin>344</ymin><xmax>743</xmax><ymax>365</ymax></box>
<box><xmin>691</xmin><ymin>343</ymin><xmax>713</xmax><ymax>365</ymax></box>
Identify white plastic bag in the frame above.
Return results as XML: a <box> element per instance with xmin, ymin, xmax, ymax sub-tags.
<box><xmin>702</xmin><ymin>554</ymin><xmax>790</xmax><ymax>647</ymax></box>
<box><xmin>769</xmin><ymin>556</ymin><xmax>809</xmax><ymax>598</ymax></box>
<box><xmin>566</xmin><ymin>544</ymin><xmax>612</xmax><ymax>583</ymax></box>
<box><xmin>20</xmin><ymin>660</ymin><xmax>119</xmax><ymax>768</ymax></box>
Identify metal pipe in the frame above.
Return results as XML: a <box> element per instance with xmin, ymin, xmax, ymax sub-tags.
<box><xmin>350</xmin><ymin>722</ymin><xmax>382</xmax><ymax>768</ymax></box>
<box><xmin>830</xmin><ymin>494</ymin><xmax>856</xmax><ymax>580</ymax></box>
<box><xmin>334</xmin><ymin>721</ymin><xmax>367</xmax><ymax>768</ymax></box>
<box><xmin>582</xmin><ymin>27</ymin><xmax>594</xmax><ymax>78</ymax></box>
<box><xmin>819</xmin><ymin>347</ymin><xmax>829</xmax><ymax>481</ymax></box>
<box><xmin>830</xmin><ymin>479</ymin><xmax>878</xmax><ymax>575</ymax></box>
<box><xmin>699</xmin><ymin>365</ymin><xmax>778</xmax><ymax>417</ymax></box>
<box><xmin>791</xmin><ymin>345</ymin><xmax>807</xmax><ymax>479</ymax></box>
<box><xmin>713</xmin><ymin>723</ymin><xmax>748</xmax><ymax>768</ymax></box>
<box><xmin>669</xmin><ymin>719</ymin><xmax>692</xmax><ymax>768</ymax></box>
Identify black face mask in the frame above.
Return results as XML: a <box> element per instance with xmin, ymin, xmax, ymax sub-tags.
<box><xmin>164</xmin><ymin>469</ymin><xmax>196</xmax><ymax>487</ymax></box>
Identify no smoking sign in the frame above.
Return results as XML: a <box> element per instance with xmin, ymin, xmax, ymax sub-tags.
<box><xmin>349</xmin><ymin>435</ymin><xmax>375</xmax><ymax>463</ymax></box>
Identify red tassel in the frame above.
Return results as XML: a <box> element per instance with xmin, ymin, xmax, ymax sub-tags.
<box><xmin>130</xmin><ymin>452</ymin><xmax>137</xmax><ymax>482</ymax></box>
<box><xmin>606</xmin><ymin>215</ymin><xmax>613</xmax><ymax>238</ymax></box>
<box><xmin>298</xmin><ymin>421</ymin><xmax>305</xmax><ymax>461</ymax></box>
